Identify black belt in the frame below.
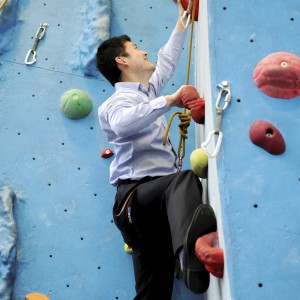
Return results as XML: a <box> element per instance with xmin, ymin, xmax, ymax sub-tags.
<box><xmin>116</xmin><ymin>176</ymin><xmax>162</xmax><ymax>224</ymax></box>
<box><xmin>118</xmin><ymin>176</ymin><xmax>162</xmax><ymax>189</ymax></box>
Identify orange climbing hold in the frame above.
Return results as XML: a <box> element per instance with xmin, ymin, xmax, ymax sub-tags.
<box><xmin>195</xmin><ymin>231</ymin><xmax>224</xmax><ymax>278</ymax></box>
<box><xmin>253</xmin><ymin>52</ymin><xmax>300</xmax><ymax>99</ymax></box>
<box><xmin>25</xmin><ymin>293</ymin><xmax>50</xmax><ymax>300</ymax></box>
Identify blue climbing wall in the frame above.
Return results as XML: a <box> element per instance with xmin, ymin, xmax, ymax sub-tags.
<box><xmin>0</xmin><ymin>0</ymin><xmax>201</xmax><ymax>299</ymax></box>
<box><xmin>196</xmin><ymin>1</ymin><xmax>300</xmax><ymax>299</ymax></box>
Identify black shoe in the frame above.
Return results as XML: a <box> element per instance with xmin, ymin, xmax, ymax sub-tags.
<box><xmin>183</xmin><ymin>204</ymin><xmax>217</xmax><ymax>293</ymax></box>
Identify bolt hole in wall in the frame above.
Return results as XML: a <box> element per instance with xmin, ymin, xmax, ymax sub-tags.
<box><xmin>265</xmin><ymin>129</ymin><xmax>273</xmax><ymax>137</ymax></box>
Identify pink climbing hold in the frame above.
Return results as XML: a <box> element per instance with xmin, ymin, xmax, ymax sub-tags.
<box><xmin>253</xmin><ymin>52</ymin><xmax>300</xmax><ymax>99</ymax></box>
<box><xmin>249</xmin><ymin>120</ymin><xmax>286</xmax><ymax>155</ymax></box>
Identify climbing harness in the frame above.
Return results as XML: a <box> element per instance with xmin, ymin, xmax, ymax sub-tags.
<box><xmin>25</xmin><ymin>23</ymin><xmax>49</xmax><ymax>65</ymax></box>
<box><xmin>0</xmin><ymin>0</ymin><xmax>8</xmax><ymax>11</ymax></box>
<box><xmin>201</xmin><ymin>81</ymin><xmax>232</xmax><ymax>158</ymax></box>
<box><xmin>180</xmin><ymin>0</ymin><xmax>194</xmax><ymax>29</ymax></box>
<box><xmin>163</xmin><ymin>1</ymin><xmax>197</xmax><ymax>171</ymax></box>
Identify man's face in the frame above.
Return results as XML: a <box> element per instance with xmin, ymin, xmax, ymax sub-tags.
<box><xmin>123</xmin><ymin>41</ymin><xmax>155</xmax><ymax>73</ymax></box>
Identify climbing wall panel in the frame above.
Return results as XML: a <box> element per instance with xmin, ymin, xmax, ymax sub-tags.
<box><xmin>198</xmin><ymin>1</ymin><xmax>300</xmax><ymax>299</ymax></box>
<box><xmin>0</xmin><ymin>0</ymin><xmax>201</xmax><ymax>299</ymax></box>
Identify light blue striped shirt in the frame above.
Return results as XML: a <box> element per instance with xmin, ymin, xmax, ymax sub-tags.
<box><xmin>98</xmin><ymin>28</ymin><xmax>187</xmax><ymax>186</ymax></box>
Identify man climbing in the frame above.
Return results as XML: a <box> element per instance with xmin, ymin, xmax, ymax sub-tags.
<box><xmin>96</xmin><ymin>0</ymin><xmax>217</xmax><ymax>299</ymax></box>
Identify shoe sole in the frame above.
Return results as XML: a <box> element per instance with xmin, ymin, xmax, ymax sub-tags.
<box><xmin>183</xmin><ymin>204</ymin><xmax>217</xmax><ymax>293</ymax></box>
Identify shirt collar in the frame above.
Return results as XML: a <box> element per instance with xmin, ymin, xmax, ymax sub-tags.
<box><xmin>115</xmin><ymin>82</ymin><xmax>150</xmax><ymax>96</ymax></box>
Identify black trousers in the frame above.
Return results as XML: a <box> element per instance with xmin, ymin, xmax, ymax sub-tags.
<box><xmin>113</xmin><ymin>170</ymin><xmax>203</xmax><ymax>300</ymax></box>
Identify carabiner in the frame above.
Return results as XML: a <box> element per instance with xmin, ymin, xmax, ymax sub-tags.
<box><xmin>35</xmin><ymin>23</ymin><xmax>48</xmax><ymax>39</ymax></box>
<box><xmin>177</xmin><ymin>156</ymin><xmax>183</xmax><ymax>171</ymax></box>
<box><xmin>201</xmin><ymin>130</ymin><xmax>223</xmax><ymax>158</ymax></box>
<box><xmin>216</xmin><ymin>81</ymin><xmax>232</xmax><ymax>111</ymax></box>
<box><xmin>25</xmin><ymin>50</ymin><xmax>37</xmax><ymax>65</ymax></box>
<box><xmin>180</xmin><ymin>0</ymin><xmax>193</xmax><ymax>29</ymax></box>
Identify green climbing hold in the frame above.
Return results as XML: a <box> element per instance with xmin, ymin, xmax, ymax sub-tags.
<box><xmin>60</xmin><ymin>89</ymin><xmax>93</xmax><ymax>120</ymax></box>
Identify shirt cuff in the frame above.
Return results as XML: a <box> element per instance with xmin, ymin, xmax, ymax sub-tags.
<box><xmin>150</xmin><ymin>96</ymin><xmax>171</xmax><ymax>113</ymax></box>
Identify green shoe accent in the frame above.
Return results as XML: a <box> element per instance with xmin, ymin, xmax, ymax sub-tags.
<box><xmin>124</xmin><ymin>243</ymin><xmax>133</xmax><ymax>254</ymax></box>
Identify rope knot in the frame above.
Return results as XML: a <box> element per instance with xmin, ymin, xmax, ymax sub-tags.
<box><xmin>178</xmin><ymin>112</ymin><xmax>191</xmax><ymax>140</ymax></box>
<box><xmin>163</xmin><ymin>111</ymin><xmax>191</xmax><ymax>159</ymax></box>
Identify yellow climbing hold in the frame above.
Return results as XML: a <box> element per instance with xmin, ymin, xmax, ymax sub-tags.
<box><xmin>25</xmin><ymin>293</ymin><xmax>50</xmax><ymax>300</ymax></box>
<box><xmin>124</xmin><ymin>243</ymin><xmax>133</xmax><ymax>254</ymax></box>
<box><xmin>190</xmin><ymin>148</ymin><xmax>208</xmax><ymax>178</ymax></box>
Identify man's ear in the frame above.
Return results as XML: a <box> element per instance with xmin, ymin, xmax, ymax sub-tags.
<box><xmin>115</xmin><ymin>56</ymin><xmax>128</xmax><ymax>66</ymax></box>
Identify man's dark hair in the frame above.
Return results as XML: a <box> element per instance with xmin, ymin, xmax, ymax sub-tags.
<box><xmin>96</xmin><ymin>35</ymin><xmax>131</xmax><ymax>86</ymax></box>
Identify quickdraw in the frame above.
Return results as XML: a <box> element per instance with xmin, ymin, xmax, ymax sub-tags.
<box><xmin>25</xmin><ymin>23</ymin><xmax>49</xmax><ymax>65</ymax></box>
<box><xmin>201</xmin><ymin>81</ymin><xmax>232</xmax><ymax>158</ymax></box>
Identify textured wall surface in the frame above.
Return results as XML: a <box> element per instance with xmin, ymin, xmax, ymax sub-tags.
<box><xmin>0</xmin><ymin>0</ymin><xmax>199</xmax><ymax>299</ymax></box>
<box><xmin>0</xmin><ymin>188</ymin><xmax>17</xmax><ymax>300</ymax></box>
<box><xmin>200</xmin><ymin>1</ymin><xmax>300</xmax><ymax>300</ymax></box>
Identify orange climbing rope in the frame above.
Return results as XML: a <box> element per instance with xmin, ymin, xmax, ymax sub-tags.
<box><xmin>0</xmin><ymin>0</ymin><xmax>8</xmax><ymax>11</ymax></box>
<box><xmin>163</xmin><ymin>1</ymin><xmax>197</xmax><ymax>169</ymax></box>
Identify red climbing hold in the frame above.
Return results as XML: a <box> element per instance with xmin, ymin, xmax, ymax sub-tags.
<box><xmin>195</xmin><ymin>231</ymin><xmax>224</xmax><ymax>278</ymax></box>
<box><xmin>249</xmin><ymin>120</ymin><xmax>286</xmax><ymax>155</ymax></box>
<box><xmin>101</xmin><ymin>148</ymin><xmax>114</xmax><ymax>158</ymax></box>
<box><xmin>253</xmin><ymin>52</ymin><xmax>300</xmax><ymax>99</ymax></box>
<box><xmin>180</xmin><ymin>85</ymin><xmax>205</xmax><ymax>124</ymax></box>
<box><xmin>181</xmin><ymin>0</ymin><xmax>199</xmax><ymax>21</ymax></box>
